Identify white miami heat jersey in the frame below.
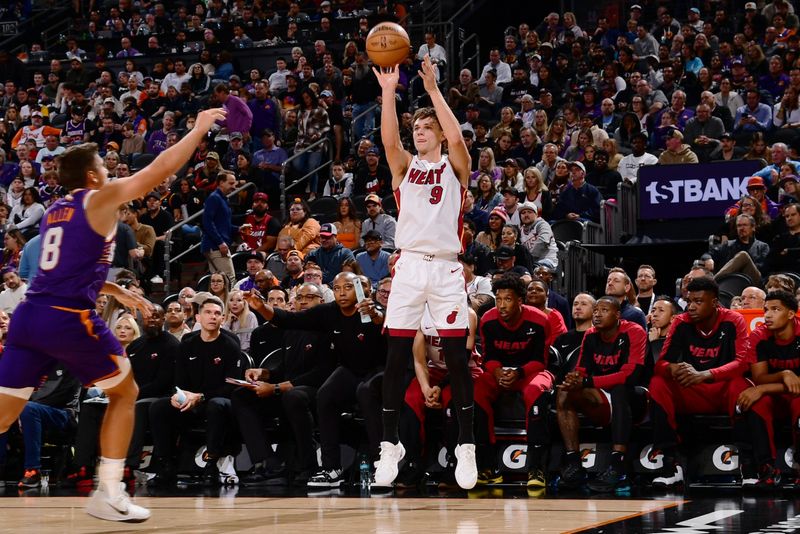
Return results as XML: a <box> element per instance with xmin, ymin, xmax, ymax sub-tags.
<box><xmin>394</xmin><ymin>154</ymin><xmax>466</xmax><ymax>255</ymax></box>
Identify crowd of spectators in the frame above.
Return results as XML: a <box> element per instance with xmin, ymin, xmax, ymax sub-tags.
<box><xmin>0</xmin><ymin>0</ymin><xmax>799</xmax><ymax>493</ymax></box>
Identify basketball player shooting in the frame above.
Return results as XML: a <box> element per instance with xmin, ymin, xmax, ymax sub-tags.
<box><xmin>0</xmin><ymin>108</ymin><xmax>226</xmax><ymax>522</ymax></box>
<box><xmin>372</xmin><ymin>55</ymin><xmax>477</xmax><ymax>489</ymax></box>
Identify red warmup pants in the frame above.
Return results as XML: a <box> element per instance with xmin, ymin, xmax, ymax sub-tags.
<box><xmin>749</xmin><ymin>393</ymin><xmax>800</xmax><ymax>460</ymax></box>
<box><xmin>473</xmin><ymin>369</ymin><xmax>554</xmax><ymax>443</ymax></box>
<box><xmin>649</xmin><ymin>374</ymin><xmax>751</xmax><ymax>431</ymax></box>
<box><xmin>404</xmin><ymin>367</ymin><xmax>483</xmax><ymax>443</ymax></box>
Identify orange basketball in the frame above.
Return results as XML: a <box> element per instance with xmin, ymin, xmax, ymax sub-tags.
<box><xmin>366</xmin><ymin>22</ymin><xmax>411</xmax><ymax>67</ymax></box>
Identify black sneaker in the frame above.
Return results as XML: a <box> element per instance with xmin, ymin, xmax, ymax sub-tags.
<box><xmin>18</xmin><ymin>469</ymin><xmax>41</xmax><ymax>489</ymax></box>
<box><xmin>307</xmin><ymin>469</ymin><xmax>344</xmax><ymax>487</ymax></box>
<box><xmin>203</xmin><ymin>459</ymin><xmax>220</xmax><ymax>486</ymax></box>
<box><xmin>242</xmin><ymin>465</ymin><xmax>288</xmax><ymax>486</ymax></box>
<box><xmin>755</xmin><ymin>463</ymin><xmax>781</xmax><ymax>490</ymax></box>
<box><xmin>149</xmin><ymin>457</ymin><xmax>176</xmax><ymax>487</ymax></box>
<box><xmin>395</xmin><ymin>461</ymin><xmax>424</xmax><ymax>489</ymax></box>
<box><xmin>558</xmin><ymin>462</ymin><xmax>587</xmax><ymax>489</ymax></box>
<box><xmin>291</xmin><ymin>470</ymin><xmax>311</xmax><ymax>487</ymax></box>
<box><xmin>588</xmin><ymin>464</ymin><xmax>630</xmax><ymax>493</ymax></box>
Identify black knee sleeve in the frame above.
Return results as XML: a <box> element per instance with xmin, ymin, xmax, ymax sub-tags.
<box><xmin>441</xmin><ymin>336</ymin><xmax>474</xmax><ymax>444</ymax></box>
<box><xmin>382</xmin><ymin>337</ymin><xmax>414</xmax><ymax>443</ymax></box>
<box><xmin>609</xmin><ymin>386</ymin><xmax>632</xmax><ymax>446</ymax></box>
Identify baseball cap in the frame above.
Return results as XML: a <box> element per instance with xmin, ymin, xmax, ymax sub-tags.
<box><xmin>103</xmin><ymin>97</ymin><xmax>115</xmax><ymax>104</ymax></box>
<box><xmin>230</xmin><ymin>131</ymin><xmax>243</xmax><ymax>140</ymax></box>
<box><xmin>466</xmin><ymin>103</ymin><xmax>478</xmax><ymax>111</ymax></box>
<box><xmin>495</xmin><ymin>246</ymin><xmax>515</xmax><ymax>261</ymax></box>
<box><xmin>244</xmin><ymin>250</ymin><xmax>265</xmax><ymax>263</ymax></box>
<box><xmin>253</xmin><ymin>191</ymin><xmax>269</xmax><ymax>202</ymax></box>
<box><xmin>144</xmin><ymin>192</ymin><xmax>160</xmax><ymax>202</ymax></box>
<box><xmin>320</xmin><ymin>0</ymin><xmax>331</xmax><ymax>5</ymax></box>
<box><xmin>319</xmin><ymin>223</ymin><xmax>337</xmax><ymax>237</ymax></box>
<box><xmin>689</xmin><ymin>7</ymin><xmax>700</xmax><ymax>14</ymax></box>
<box><xmin>530</xmin><ymin>54</ymin><xmax>542</xmax><ymax>61</ymax></box>
<box><xmin>71</xmin><ymin>105</ymin><xmax>84</xmax><ymax>114</ymax></box>
<box><xmin>503</xmin><ymin>158</ymin><xmax>519</xmax><ymax>167</ymax></box>
<box><xmin>229</xmin><ymin>75</ymin><xmax>241</xmax><ymax>82</ymax></box>
<box><xmin>569</xmin><ymin>161</ymin><xmax>586</xmax><ymax>173</ymax></box>
<box><xmin>366</xmin><ymin>147</ymin><xmax>380</xmax><ymax>156</ymax></box>
<box><xmin>363</xmin><ymin>230</ymin><xmax>382</xmax><ymax>241</ymax></box>
<box><xmin>720</xmin><ymin>132</ymin><xmax>734</xmax><ymax>140</ymax></box>
<box><xmin>630</xmin><ymin>4</ymin><xmax>642</xmax><ymax>10</ymax></box>
<box><xmin>70</xmin><ymin>56</ymin><xmax>82</xmax><ymax>63</ymax></box>
<box><xmin>106</xmin><ymin>141</ymin><xmax>120</xmax><ymax>152</ymax></box>
<box><xmin>31</xmin><ymin>110</ymin><xmax>43</xmax><ymax>118</ymax></box>
<box><xmin>663</xmin><ymin>127</ymin><xmax>683</xmax><ymax>141</ymax></box>
<box><xmin>206</xmin><ymin>151</ymin><xmax>220</xmax><ymax>161</ymax></box>
<box><xmin>747</xmin><ymin>176</ymin><xmax>767</xmax><ymax>189</ymax></box>
<box><xmin>320</xmin><ymin>89</ymin><xmax>333</xmax><ymax>97</ymax></box>
<box><xmin>745</xmin><ymin>1</ymin><xmax>757</xmax><ymax>9</ymax></box>
<box><xmin>41</xmin><ymin>154</ymin><xmax>55</xmax><ymax>162</ymax></box>
<box><xmin>780</xmin><ymin>175</ymin><xmax>799</xmax><ymax>185</ymax></box>
<box><xmin>287</xmin><ymin>249</ymin><xmax>304</xmax><ymax>260</ymax></box>
<box><xmin>365</xmin><ymin>193</ymin><xmax>382</xmax><ymax>205</ymax></box>
<box><xmin>518</xmin><ymin>201</ymin><xmax>538</xmax><ymax>213</ymax></box>
<box><xmin>732</xmin><ymin>58</ymin><xmax>744</xmax><ymax>66</ymax></box>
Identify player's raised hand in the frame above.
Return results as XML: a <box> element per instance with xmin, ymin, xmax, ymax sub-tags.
<box><xmin>372</xmin><ymin>64</ymin><xmax>400</xmax><ymax>90</ymax></box>
<box><xmin>117</xmin><ymin>287</ymin><xmax>155</xmax><ymax>319</ymax></box>
<box><xmin>418</xmin><ymin>54</ymin><xmax>438</xmax><ymax>93</ymax></box>
<box><xmin>195</xmin><ymin>108</ymin><xmax>227</xmax><ymax>132</ymax></box>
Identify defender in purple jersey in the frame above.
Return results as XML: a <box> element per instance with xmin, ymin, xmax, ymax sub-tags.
<box><xmin>0</xmin><ymin>108</ymin><xmax>226</xmax><ymax>523</ymax></box>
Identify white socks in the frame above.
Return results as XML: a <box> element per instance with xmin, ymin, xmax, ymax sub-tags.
<box><xmin>98</xmin><ymin>457</ymin><xmax>125</xmax><ymax>498</ymax></box>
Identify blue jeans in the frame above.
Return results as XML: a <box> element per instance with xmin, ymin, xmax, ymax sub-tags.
<box><xmin>0</xmin><ymin>401</ymin><xmax>70</xmax><ymax>469</ymax></box>
<box><xmin>352</xmin><ymin>102</ymin><xmax>375</xmax><ymax>141</ymax></box>
<box><xmin>292</xmin><ymin>149</ymin><xmax>323</xmax><ymax>195</ymax></box>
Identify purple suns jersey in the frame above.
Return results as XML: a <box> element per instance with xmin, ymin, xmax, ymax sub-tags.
<box><xmin>26</xmin><ymin>189</ymin><xmax>116</xmax><ymax>309</ymax></box>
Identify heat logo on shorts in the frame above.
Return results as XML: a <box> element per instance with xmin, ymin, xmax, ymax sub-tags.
<box><xmin>446</xmin><ymin>309</ymin><xmax>458</xmax><ymax>324</ymax></box>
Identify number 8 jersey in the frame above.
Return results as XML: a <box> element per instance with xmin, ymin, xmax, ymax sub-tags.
<box><xmin>27</xmin><ymin>189</ymin><xmax>117</xmax><ymax>309</ymax></box>
<box><xmin>394</xmin><ymin>154</ymin><xmax>466</xmax><ymax>255</ymax></box>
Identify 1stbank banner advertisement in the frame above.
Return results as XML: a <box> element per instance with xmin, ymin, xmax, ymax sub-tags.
<box><xmin>638</xmin><ymin>160</ymin><xmax>766</xmax><ymax>220</ymax></box>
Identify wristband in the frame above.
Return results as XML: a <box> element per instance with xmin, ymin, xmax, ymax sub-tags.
<box><xmin>272</xmin><ymin>384</ymin><xmax>281</xmax><ymax>397</ymax></box>
<box><xmin>582</xmin><ymin>376</ymin><xmax>593</xmax><ymax>388</ymax></box>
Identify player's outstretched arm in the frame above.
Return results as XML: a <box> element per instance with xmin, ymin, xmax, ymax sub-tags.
<box><xmin>418</xmin><ymin>54</ymin><xmax>471</xmax><ymax>187</ymax></box>
<box><xmin>373</xmin><ymin>64</ymin><xmax>412</xmax><ymax>189</ymax></box>
<box><xmin>89</xmin><ymin>109</ymin><xmax>226</xmax><ymax>227</ymax></box>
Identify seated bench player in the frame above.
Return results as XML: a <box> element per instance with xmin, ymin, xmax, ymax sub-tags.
<box><xmin>736</xmin><ymin>290</ymin><xmax>800</xmax><ymax>489</ymax></box>
<box><xmin>473</xmin><ymin>274</ymin><xmax>553</xmax><ymax>490</ymax></box>
<box><xmin>557</xmin><ymin>296</ymin><xmax>646</xmax><ymax>493</ymax></box>
<box><xmin>647</xmin><ymin>276</ymin><xmax>753</xmax><ymax>489</ymax></box>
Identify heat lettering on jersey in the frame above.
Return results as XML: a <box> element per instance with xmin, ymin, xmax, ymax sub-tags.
<box><xmin>407</xmin><ymin>163</ymin><xmax>447</xmax><ymax>185</ymax></box>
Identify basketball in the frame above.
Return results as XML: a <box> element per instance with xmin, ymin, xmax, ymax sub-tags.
<box><xmin>366</xmin><ymin>22</ymin><xmax>411</xmax><ymax>67</ymax></box>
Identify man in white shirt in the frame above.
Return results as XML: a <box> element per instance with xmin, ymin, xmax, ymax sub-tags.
<box><xmin>267</xmin><ymin>58</ymin><xmax>292</xmax><ymax>93</ymax></box>
<box><xmin>459</xmin><ymin>253</ymin><xmax>493</xmax><ymax>311</ymax></box>
<box><xmin>0</xmin><ymin>269</ymin><xmax>28</xmax><ymax>315</ymax></box>
<box><xmin>617</xmin><ymin>132</ymin><xmax>658</xmax><ymax>185</ymax></box>
<box><xmin>416</xmin><ymin>32</ymin><xmax>447</xmax><ymax>81</ymax></box>
<box><xmin>477</xmin><ymin>48</ymin><xmax>512</xmax><ymax>85</ymax></box>
<box><xmin>160</xmin><ymin>59</ymin><xmax>191</xmax><ymax>93</ymax></box>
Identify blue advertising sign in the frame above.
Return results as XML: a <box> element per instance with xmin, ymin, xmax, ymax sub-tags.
<box><xmin>638</xmin><ymin>160</ymin><xmax>765</xmax><ymax>220</ymax></box>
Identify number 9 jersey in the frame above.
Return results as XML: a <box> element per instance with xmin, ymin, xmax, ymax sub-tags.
<box><xmin>27</xmin><ymin>189</ymin><xmax>117</xmax><ymax>309</ymax></box>
<box><xmin>394</xmin><ymin>155</ymin><xmax>466</xmax><ymax>256</ymax></box>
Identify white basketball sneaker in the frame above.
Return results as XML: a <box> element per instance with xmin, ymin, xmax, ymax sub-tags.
<box><xmin>373</xmin><ymin>441</ymin><xmax>405</xmax><ymax>487</ymax></box>
<box><xmin>454</xmin><ymin>444</ymin><xmax>478</xmax><ymax>490</ymax></box>
<box><xmin>86</xmin><ymin>483</ymin><xmax>151</xmax><ymax>523</ymax></box>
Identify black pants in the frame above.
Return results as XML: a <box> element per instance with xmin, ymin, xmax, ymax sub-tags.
<box><xmin>73</xmin><ymin>398</ymin><xmax>156</xmax><ymax>468</ymax></box>
<box><xmin>149</xmin><ymin>396</ymin><xmax>233</xmax><ymax>459</ymax></box>
<box><xmin>231</xmin><ymin>385</ymin><xmax>318</xmax><ymax>472</ymax></box>
<box><xmin>316</xmin><ymin>367</ymin><xmax>383</xmax><ymax>469</ymax></box>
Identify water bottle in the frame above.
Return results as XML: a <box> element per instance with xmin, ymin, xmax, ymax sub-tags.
<box><xmin>359</xmin><ymin>454</ymin><xmax>371</xmax><ymax>494</ymax></box>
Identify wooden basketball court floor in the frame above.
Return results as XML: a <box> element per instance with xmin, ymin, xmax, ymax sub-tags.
<box><xmin>0</xmin><ymin>493</ymin><xmax>685</xmax><ymax>533</ymax></box>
